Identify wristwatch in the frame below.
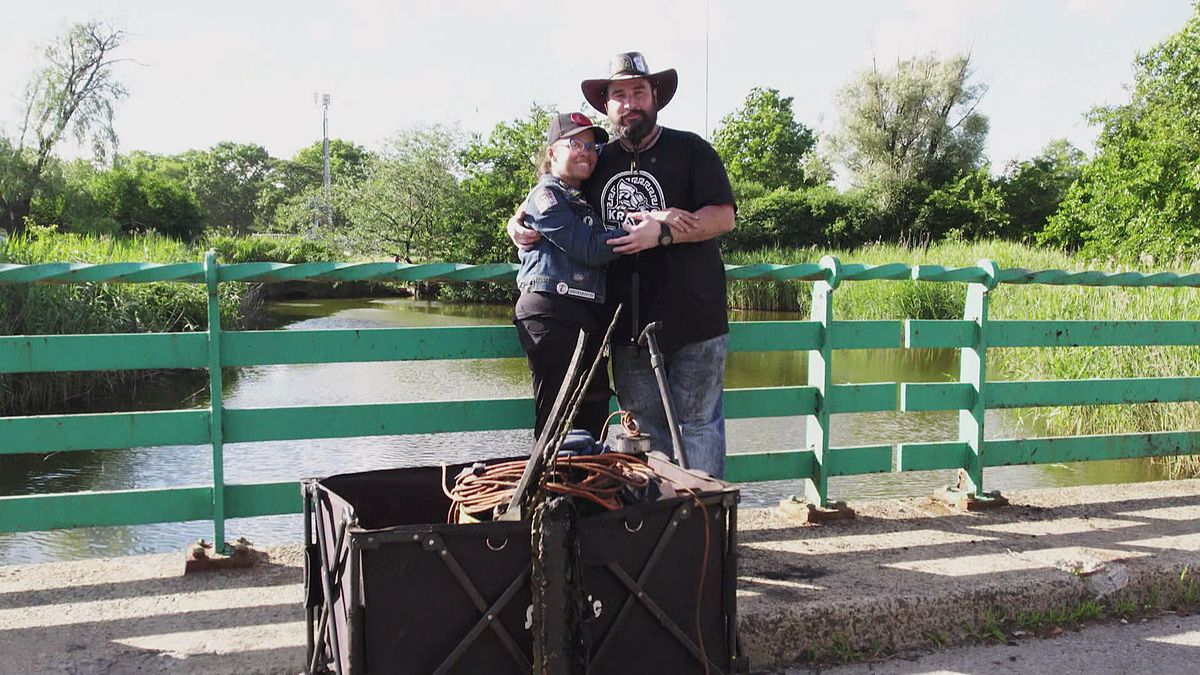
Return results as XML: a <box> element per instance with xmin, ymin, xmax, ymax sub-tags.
<box><xmin>657</xmin><ymin>220</ymin><xmax>673</xmax><ymax>247</ymax></box>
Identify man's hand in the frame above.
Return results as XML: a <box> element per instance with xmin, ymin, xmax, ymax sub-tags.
<box><xmin>670</xmin><ymin>204</ymin><xmax>735</xmax><ymax>244</ymax></box>
<box><xmin>649</xmin><ymin>208</ymin><xmax>699</xmax><ymax>236</ymax></box>
<box><xmin>608</xmin><ymin>212</ymin><xmax>663</xmax><ymax>254</ymax></box>
<box><xmin>506</xmin><ymin>207</ymin><xmax>540</xmax><ymax>252</ymax></box>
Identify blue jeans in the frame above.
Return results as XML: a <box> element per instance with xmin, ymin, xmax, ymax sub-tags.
<box><xmin>611</xmin><ymin>334</ymin><xmax>727</xmax><ymax>477</ymax></box>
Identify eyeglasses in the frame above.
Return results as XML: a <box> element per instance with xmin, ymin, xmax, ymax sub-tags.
<box><xmin>557</xmin><ymin>137</ymin><xmax>605</xmax><ymax>154</ymax></box>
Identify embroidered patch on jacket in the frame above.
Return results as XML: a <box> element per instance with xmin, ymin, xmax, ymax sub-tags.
<box><xmin>556</xmin><ymin>282</ymin><xmax>569</xmax><ymax>295</ymax></box>
<box><xmin>535</xmin><ymin>188</ymin><xmax>559</xmax><ymax>213</ymax></box>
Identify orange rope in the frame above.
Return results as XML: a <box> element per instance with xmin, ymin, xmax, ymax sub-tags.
<box><xmin>444</xmin><ymin>454</ymin><xmax>658</xmax><ymax>524</ymax></box>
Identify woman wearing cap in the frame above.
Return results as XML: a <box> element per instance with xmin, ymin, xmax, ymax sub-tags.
<box><xmin>514</xmin><ymin>112</ymin><xmax>628</xmax><ymax>442</ymax></box>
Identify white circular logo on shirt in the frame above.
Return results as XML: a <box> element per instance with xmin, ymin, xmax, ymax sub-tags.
<box><xmin>601</xmin><ymin>171</ymin><xmax>665</xmax><ymax>229</ymax></box>
<box><xmin>556</xmin><ymin>282</ymin><xmax>569</xmax><ymax>295</ymax></box>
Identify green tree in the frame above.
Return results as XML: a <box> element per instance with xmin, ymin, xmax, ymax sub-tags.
<box><xmin>30</xmin><ymin>156</ymin><xmax>204</xmax><ymax>238</ymax></box>
<box><xmin>336</xmin><ymin>126</ymin><xmax>465</xmax><ymax>261</ymax></box>
<box><xmin>27</xmin><ymin>158</ymin><xmax>97</xmax><ymax>230</ymax></box>
<box><xmin>1</xmin><ymin>21</ymin><xmax>127</xmax><ymax>233</ymax></box>
<box><xmin>713</xmin><ymin>87</ymin><xmax>817</xmax><ymax>190</ymax></box>
<box><xmin>831</xmin><ymin>53</ymin><xmax>989</xmax><ymax>237</ymax></box>
<box><xmin>727</xmin><ymin>185</ymin><xmax>848</xmax><ymax>251</ymax></box>
<box><xmin>459</xmin><ymin>104</ymin><xmax>555</xmax><ymax>263</ymax></box>
<box><xmin>1040</xmin><ymin>4</ymin><xmax>1200</xmax><ymax>261</ymax></box>
<box><xmin>181</xmin><ymin>142</ymin><xmax>272</xmax><ymax>233</ymax></box>
<box><xmin>89</xmin><ymin>163</ymin><xmax>204</xmax><ymax>238</ymax></box>
<box><xmin>914</xmin><ymin>167</ymin><xmax>1009</xmax><ymax>241</ymax></box>
<box><xmin>291</xmin><ymin>139</ymin><xmax>373</xmax><ymax>185</ymax></box>
<box><xmin>258</xmin><ymin>139</ymin><xmax>374</xmax><ymax>230</ymax></box>
<box><xmin>834</xmin><ymin>54</ymin><xmax>988</xmax><ymax>186</ymax></box>
<box><xmin>998</xmin><ymin>139</ymin><xmax>1084</xmax><ymax>241</ymax></box>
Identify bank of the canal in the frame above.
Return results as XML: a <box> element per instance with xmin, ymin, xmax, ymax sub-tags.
<box><xmin>0</xmin><ymin>297</ymin><xmax>1169</xmax><ymax>565</ymax></box>
<box><xmin>4</xmin><ymin>478</ymin><xmax>1200</xmax><ymax>673</ymax></box>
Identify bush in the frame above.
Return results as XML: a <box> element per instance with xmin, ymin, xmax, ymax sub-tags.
<box><xmin>824</xmin><ymin>189</ymin><xmax>888</xmax><ymax>249</ymax></box>
<box><xmin>914</xmin><ymin>168</ymin><xmax>1010</xmax><ymax>242</ymax></box>
<box><xmin>727</xmin><ymin>186</ymin><xmax>850</xmax><ymax>251</ymax></box>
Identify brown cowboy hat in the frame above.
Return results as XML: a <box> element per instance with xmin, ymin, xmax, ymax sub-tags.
<box><xmin>581</xmin><ymin>52</ymin><xmax>678</xmax><ymax>112</ymax></box>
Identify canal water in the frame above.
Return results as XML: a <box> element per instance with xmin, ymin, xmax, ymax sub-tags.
<box><xmin>0</xmin><ymin>298</ymin><xmax>1161</xmax><ymax>564</ymax></box>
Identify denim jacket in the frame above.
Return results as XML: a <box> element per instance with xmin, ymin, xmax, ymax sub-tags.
<box><xmin>516</xmin><ymin>174</ymin><xmax>623</xmax><ymax>304</ymax></box>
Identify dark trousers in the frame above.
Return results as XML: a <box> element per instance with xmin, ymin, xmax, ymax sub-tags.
<box><xmin>514</xmin><ymin>293</ymin><xmax>612</xmax><ymax>440</ymax></box>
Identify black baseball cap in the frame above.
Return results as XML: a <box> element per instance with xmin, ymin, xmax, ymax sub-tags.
<box><xmin>546</xmin><ymin>112</ymin><xmax>609</xmax><ymax>145</ymax></box>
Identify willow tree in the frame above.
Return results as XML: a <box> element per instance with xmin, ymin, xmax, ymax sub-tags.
<box><xmin>831</xmin><ymin>53</ymin><xmax>989</xmax><ymax>238</ymax></box>
<box><xmin>2</xmin><ymin>21</ymin><xmax>127</xmax><ymax>233</ymax></box>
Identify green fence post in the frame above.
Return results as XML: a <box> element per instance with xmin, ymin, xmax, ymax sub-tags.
<box><xmin>956</xmin><ymin>258</ymin><xmax>1002</xmax><ymax>503</ymax></box>
<box><xmin>204</xmin><ymin>250</ymin><xmax>229</xmax><ymax>554</ymax></box>
<box><xmin>804</xmin><ymin>255</ymin><xmax>841</xmax><ymax>507</ymax></box>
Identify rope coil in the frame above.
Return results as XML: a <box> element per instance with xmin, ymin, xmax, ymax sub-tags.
<box><xmin>442</xmin><ymin>454</ymin><xmax>658</xmax><ymax>524</ymax></box>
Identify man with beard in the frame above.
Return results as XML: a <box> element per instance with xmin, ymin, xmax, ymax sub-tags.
<box><xmin>509</xmin><ymin>52</ymin><xmax>736</xmax><ymax>477</ymax></box>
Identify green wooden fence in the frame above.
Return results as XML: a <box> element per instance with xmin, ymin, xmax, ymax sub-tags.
<box><xmin>2</xmin><ymin>253</ymin><xmax>1199</xmax><ymax>549</ymax></box>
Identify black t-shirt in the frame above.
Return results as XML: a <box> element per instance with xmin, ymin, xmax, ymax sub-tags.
<box><xmin>583</xmin><ymin>126</ymin><xmax>735</xmax><ymax>352</ymax></box>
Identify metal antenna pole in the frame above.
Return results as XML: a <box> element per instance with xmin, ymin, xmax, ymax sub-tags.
<box><xmin>321</xmin><ymin>93</ymin><xmax>332</xmax><ymax>226</ymax></box>
<box><xmin>705</xmin><ymin>0</ymin><xmax>710</xmax><ymax>138</ymax></box>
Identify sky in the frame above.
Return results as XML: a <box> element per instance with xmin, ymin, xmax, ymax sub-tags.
<box><xmin>0</xmin><ymin>0</ymin><xmax>1195</xmax><ymax>174</ymax></box>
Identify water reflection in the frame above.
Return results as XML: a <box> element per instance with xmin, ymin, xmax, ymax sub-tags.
<box><xmin>0</xmin><ymin>298</ymin><xmax>1166</xmax><ymax>564</ymax></box>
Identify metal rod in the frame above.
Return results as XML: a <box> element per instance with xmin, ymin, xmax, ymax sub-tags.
<box><xmin>311</xmin><ymin>492</ymin><xmax>347</xmax><ymax>674</ymax></box>
<box><xmin>638</xmin><ymin>321</ymin><xmax>688</xmax><ymax>469</ymax></box>
<box><xmin>426</xmin><ymin>535</ymin><xmax>531</xmax><ymax>672</ymax></box>
<box><xmin>502</xmin><ymin>304</ymin><xmax>623</xmax><ymax>520</ymax></box>
<box><xmin>302</xmin><ymin>481</ymin><xmax>315</xmax><ymax>669</ymax></box>
<box><xmin>500</xmin><ymin>329</ymin><xmax>590</xmax><ymax>521</ymax></box>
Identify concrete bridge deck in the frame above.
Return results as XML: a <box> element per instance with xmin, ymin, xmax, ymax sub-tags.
<box><xmin>4</xmin><ymin>478</ymin><xmax>1200</xmax><ymax>674</ymax></box>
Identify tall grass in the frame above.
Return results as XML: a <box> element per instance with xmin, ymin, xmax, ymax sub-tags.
<box><xmin>988</xmin><ymin>265</ymin><xmax>1200</xmax><ymax>478</ymax></box>
<box><xmin>726</xmin><ymin>239</ymin><xmax>1200</xmax><ymax>477</ymax></box>
<box><xmin>10</xmin><ymin>229</ymin><xmax>1200</xmax><ymax>477</ymax></box>
<box><xmin>724</xmin><ymin>240</ymin><xmax>1065</xmax><ymax>319</ymax></box>
<box><xmin>0</xmin><ymin>228</ymin><xmax>252</xmax><ymax>415</ymax></box>
<box><xmin>204</xmin><ymin>233</ymin><xmax>342</xmax><ymax>264</ymax></box>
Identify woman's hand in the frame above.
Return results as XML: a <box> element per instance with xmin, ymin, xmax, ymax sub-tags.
<box><xmin>649</xmin><ymin>208</ymin><xmax>699</xmax><ymax>235</ymax></box>
<box><xmin>506</xmin><ymin>207</ymin><xmax>540</xmax><ymax>251</ymax></box>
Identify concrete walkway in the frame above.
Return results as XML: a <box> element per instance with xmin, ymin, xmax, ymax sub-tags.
<box><xmin>4</xmin><ymin>478</ymin><xmax>1200</xmax><ymax>673</ymax></box>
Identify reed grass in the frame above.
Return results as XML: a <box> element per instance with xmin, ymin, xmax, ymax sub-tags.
<box><xmin>9</xmin><ymin>229</ymin><xmax>1200</xmax><ymax>477</ymax></box>
<box><xmin>725</xmin><ymin>239</ymin><xmax>1200</xmax><ymax>478</ymax></box>
<box><xmin>204</xmin><ymin>233</ymin><xmax>341</xmax><ymax>264</ymax></box>
<box><xmin>724</xmin><ymin>239</ymin><xmax>1068</xmax><ymax>319</ymax></box>
<box><xmin>988</xmin><ymin>265</ymin><xmax>1200</xmax><ymax>478</ymax></box>
<box><xmin>0</xmin><ymin>228</ymin><xmax>332</xmax><ymax>416</ymax></box>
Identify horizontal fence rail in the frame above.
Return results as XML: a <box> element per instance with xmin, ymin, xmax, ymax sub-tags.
<box><xmin>2</xmin><ymin>255</ymin><xmax>1200</xmax><ymax>543</ymax></box>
